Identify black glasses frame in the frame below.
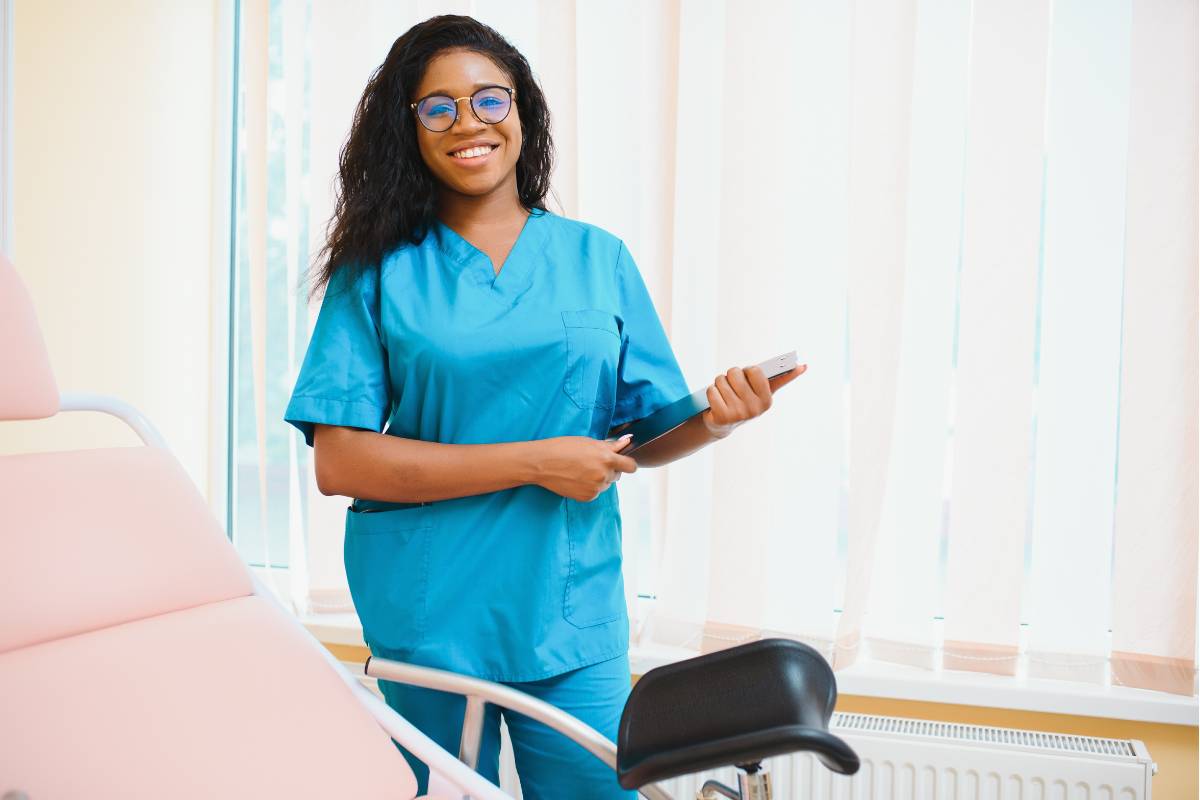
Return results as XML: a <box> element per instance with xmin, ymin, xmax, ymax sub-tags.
<box><xmin>409</xmin><ymin>86</ymin><xmax>517</xmax><ymax>132</ymax></box>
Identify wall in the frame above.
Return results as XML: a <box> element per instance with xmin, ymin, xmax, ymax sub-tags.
<box><xmin>2</xmin><ymin>0</ymin><xmax>222</xmax><ymax>502</ymax></box>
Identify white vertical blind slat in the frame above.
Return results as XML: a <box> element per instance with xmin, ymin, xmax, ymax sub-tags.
<box><xmin>832</xmin><ymin>0</ymin><xmax>918</xmax><ymax>670</ymax></box>
<box><xmin>648</xmin><ymin>0</ymin><xmax>725</xmax><ymax>652</ymax></box>
<box><xmin>534</xmin><ymin>0</ymin><xmax>578</xmax><ymax>217</ymax></box>
<box><xmin>705</xmin><ymin>0</ymin><xmax>812</xmax><ymax>645</ymax></box>
<box><xmin>574</xmin><ymin>0</ymin><xmax>641</xmax><ymax>241</ymax></box>
<box><xmin>283</xmin><ymin>0</ymin><xmax>312</xmax><ymax>614</ymax></box>
<box><xmin>942</xmin><ymin>0</ymin><xmax>1051</xmax><ymax>675</ymax></box>
<box><xmin>864</xmin><ymin>0</ymin><xmax>972</xmax><ymax>670</ymax></box>
<box><xmin>1025</xmin><ymin>0</ymin><xmax>1132</xmax><ymax>684</ymax></box>
<box><xmin>243</xmin><ymin>0</ymin><xmax>273</xmax><ymax>579</ymax></box>
<box><xmin>769</xmin><ymin>0</ymin><xmax>852</xmax><ymax>649</ymax></box>
<box><xmin>1109</xmin><ymin>0</ymin><xmax>1198</xmax><ymax>696</ymax></box>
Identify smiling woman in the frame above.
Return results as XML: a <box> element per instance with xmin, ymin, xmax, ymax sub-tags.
<box><xmin>284</xmin><ymin>21</ymin><xmax>644</xmax><ymax>800</ymax></box>
<box><xmin>278</xmin><ymin>14</ymin><xmax>769</xmax><ymax>800</ymax></box>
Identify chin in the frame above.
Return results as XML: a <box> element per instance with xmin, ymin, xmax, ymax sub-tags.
<box><xmin>443</xmin><ymin>170</ymin><xmax>517</xmax><ymax>197</ymax></box>
<box><xmin>447</xmin><ymin>179</ymin><xmax>503</xmax><ymax>197</ymax></box>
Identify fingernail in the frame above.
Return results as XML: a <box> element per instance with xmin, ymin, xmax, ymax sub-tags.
<box><xmin>620</xmin><ymin>433</ymin><xmax>632</xmax><ymax>440</ymax></box>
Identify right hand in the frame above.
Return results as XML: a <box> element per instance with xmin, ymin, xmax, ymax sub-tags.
<box><xmin>533</xmin><ymin>435</ymin><xmax>638</xmax><ymax>502</ymax></box>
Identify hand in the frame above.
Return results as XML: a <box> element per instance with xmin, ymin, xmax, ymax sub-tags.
<box><xmin>532</xmin><ymin>435</ymin><xmax>638</xmax><ymax>502</ymax></box>
<box><xmin>701</xmin><ymin>363</ymin><xmax>808</xmax><ymax>439</ymax></box>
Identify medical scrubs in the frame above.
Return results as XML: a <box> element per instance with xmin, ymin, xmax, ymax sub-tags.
<box><xmin>283</xmin><ymin>207</ymin><xmax>689</xmax><ymax>685</ymax></box>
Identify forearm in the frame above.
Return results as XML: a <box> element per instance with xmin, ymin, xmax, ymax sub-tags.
<box><xmin>314</xmin><ymin>424</ymin><xmax>540</xmax><ymax>503</ymax></box>
<box><xmin>623</xmin><ymin>413</ymin><xmax>731</xmax><ymax>468</ymax></box>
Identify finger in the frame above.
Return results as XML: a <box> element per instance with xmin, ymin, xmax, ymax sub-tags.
<box><xmin>707</xmin><ymin>381</ymin><xmax>732</xmax><ymax>425</ymax></box>
<box><xmin>615</xmin><ymin>454</ymin><xmax>638</xmax><ymax>473</ymax></box>
<box><xmin>766</xmin><ymin>363</ymin><xmax>808</xmax><ymax>393</ymax></box>
<box><xmin>728</xmin><ymin>366</ymin><xmax>767</xmax><ymax>413</ymax></box>
<box><xmin>743</xmin><ymin>365</ymin><xmax>773</xmax><ymax>408</ymax></box>
<box><xmin>606</xmin><ymin>434</ymin><xmax>633</xmax><ymax>451</ymax></box>
<box><xmin>715</xmin><ymin>373</ymin><xmax>749</xmax><ymax>420</ymax></box>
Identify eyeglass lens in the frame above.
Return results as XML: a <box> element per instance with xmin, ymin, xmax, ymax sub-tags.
<box><xmin>416</xmin><ymin>87</ymin><xmax>511</xmax><ymax>131</ymax></box>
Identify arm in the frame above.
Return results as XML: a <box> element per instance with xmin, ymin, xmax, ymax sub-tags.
<box><xmin>313</xmin><ymin>423</ymin><xmax>540</xmax><ymax>503</ymax></box>
<box><xmin>607</xmin><ymin>363</ymin><xmax>808</xmax><ymax>469</ymax></box>
<box><xmin>314</xmin><ymin>424</ymin><xmax>635</xmax><ymax>504</ymax></box>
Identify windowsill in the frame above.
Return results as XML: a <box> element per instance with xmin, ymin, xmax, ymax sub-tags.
<box><xmin>297</xmin><ymin>610</ymin><xmax>1198</xmax><ymax>727</ymax></box>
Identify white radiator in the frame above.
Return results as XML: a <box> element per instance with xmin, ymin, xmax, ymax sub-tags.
<box><xmin>349</xmin><ymin>665</ymin><xmax>1157</xmax><ymax>799</ymax></box>
<box><xmin>631</xmin><ymin>712</ymin><xmax>1157</xmax><ymax>800</ymax></box>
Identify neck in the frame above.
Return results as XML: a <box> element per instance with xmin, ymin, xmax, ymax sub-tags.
<box><xmin>436</xmin><ymin>180</ymin><xmax>528</xmax><ymax>232</ymax></box>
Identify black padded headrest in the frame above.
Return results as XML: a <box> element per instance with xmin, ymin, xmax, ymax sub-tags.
<box><xmin>616</xmin><ymin>638</ymin><xmax>860</xmax><ymax>788</ymax></box>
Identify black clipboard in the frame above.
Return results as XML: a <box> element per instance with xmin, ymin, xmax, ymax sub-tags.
<box><xmin>611</xmin><ymin>350</ymin><xmax>799</xmax><ymax>454</ymax></box>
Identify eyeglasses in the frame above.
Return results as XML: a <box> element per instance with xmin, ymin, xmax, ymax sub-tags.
<box><xmin>410</xmin><ymin>86</ymin><xmax>516</xmax><ymax>132</ymax></box>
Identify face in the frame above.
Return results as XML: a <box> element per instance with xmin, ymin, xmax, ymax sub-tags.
<box><xmin>411</xmin><ymin>48</ymin><xmax>522</xmax><ymax>200</ymax></box>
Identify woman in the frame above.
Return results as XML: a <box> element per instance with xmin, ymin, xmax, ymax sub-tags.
<box><xmin>284</xmin><ymin>14</ymin><xmax>803</xmax><ymax>798</ymax></box>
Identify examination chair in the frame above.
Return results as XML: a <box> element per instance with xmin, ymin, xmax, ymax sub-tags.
<box><xmin>0</xmin><ymin>254</ymin><xmax>858</xmax><ymax>799</ymax></box>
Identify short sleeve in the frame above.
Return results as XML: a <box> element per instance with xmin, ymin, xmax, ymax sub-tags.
<box><xmin>610</xmin><ymin>241</ymin><xmax>690</xmax><ymax>427</ymax></box>
<box><xmin>283</xmin><ymin>264</ymin><xmax>391</xmax><ymax>448</ymax></box>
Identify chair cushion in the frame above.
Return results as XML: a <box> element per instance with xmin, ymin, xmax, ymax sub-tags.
<box><xmin>0</xmin><ymin>593</ymin><xmax>418</xmax><ymax>798</ymax></box>
<box><xmin>0</xmin><ymin>446</ymin><xmax>253</xmax><ymax>653</ymax></box>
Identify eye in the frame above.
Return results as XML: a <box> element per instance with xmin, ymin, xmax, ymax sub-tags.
<box><xmin>417</xmin><ymin>96</ymin><xmax>455</xmax><ymax>118</ymax></box>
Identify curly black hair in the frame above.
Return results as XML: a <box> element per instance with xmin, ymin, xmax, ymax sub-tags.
<box><xmin>305</xmin><ymin>15</ymin><xmax>555</xmax><ymax>301</ymax></box>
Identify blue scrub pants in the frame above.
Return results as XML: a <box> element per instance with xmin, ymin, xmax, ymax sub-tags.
<box><xmin>375</xmin><ymin>651</ymin><xmax>637</xmax><ymax>799</ymax></box>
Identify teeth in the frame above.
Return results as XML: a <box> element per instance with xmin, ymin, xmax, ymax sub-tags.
<box><xmin>451</xmin><ymin>145</ymin><xmax>495</xmax><ymax>159</ymax></box>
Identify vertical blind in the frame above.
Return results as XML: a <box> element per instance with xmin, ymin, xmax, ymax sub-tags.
<box><xmin>230</xmin><ymin>0</ymin><xmax>1197</xmax><ymax>695</ymax></box>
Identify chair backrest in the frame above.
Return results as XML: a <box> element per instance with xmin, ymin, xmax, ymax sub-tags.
<box><xmin>0</xmin><ymin>253</ymin><xmax>58</xmax><ymax>420</ymax></box>
<box><xmin>0</xmin><ymin>256</ymin><xmax>418</xmax><ymax>798</ymax></box>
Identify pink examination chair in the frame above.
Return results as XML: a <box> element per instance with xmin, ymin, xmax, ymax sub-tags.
<box><xmin>0</xmin><ymin>255</ymin><xmax>857</xmax><ymax>799</ymax></box>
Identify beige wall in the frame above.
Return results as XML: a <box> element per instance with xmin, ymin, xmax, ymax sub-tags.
<box><xmin>3</xmin><ymin>1</ymin><xmax>223</xmax><ymax>501</ymax></box>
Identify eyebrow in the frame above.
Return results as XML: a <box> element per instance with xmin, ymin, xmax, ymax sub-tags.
<box><xmin>418</xmin><ymin>81</ymin><xmax>507</xmax><ymax>98</ymax></box>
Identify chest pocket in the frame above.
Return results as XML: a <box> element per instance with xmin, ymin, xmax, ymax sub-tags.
<box><xmin>561</xmin><ymin>309</ymin><xmax>621</xmax><ymax>411</ymax></box>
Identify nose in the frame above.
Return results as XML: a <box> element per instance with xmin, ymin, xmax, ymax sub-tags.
<box><xmin>450</xmin><ymin>97</ymin><xmax>486</xmax><ymax>132</ymax></box>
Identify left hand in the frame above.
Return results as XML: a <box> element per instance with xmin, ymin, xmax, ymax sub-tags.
<box><xmin>701</xmin><ymin>362</ymin><xmax>808</xmax><ymax>439</ymax></box>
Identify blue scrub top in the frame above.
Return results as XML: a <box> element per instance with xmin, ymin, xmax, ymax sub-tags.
<box><xmin>283</xmin><ymin>208</ymin><xmax>689</xmax><ymax>682</ymax></box>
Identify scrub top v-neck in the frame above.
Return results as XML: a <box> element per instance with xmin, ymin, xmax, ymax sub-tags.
<box><xmin>284</xmin><ymin>208</ymin><xmax>689</xmax><ymax>682</ymax></box>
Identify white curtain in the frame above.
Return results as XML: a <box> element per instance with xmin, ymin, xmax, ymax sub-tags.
<box><xmin>234</xmin><ymin>0</ymin><xmax>1198</xmax><ymax>696</ymax></box>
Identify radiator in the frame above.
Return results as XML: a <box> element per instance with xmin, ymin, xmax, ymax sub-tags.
<box><xmin>620</xmin><ymin>713</ymin><xmax>1157</xmax><ymax>800</ymax></box>
<box><xmin>349</xmin><ymin>666</ymin><xmax>1157</xmax><ymax>799</ymax></box>
<box><xmin>499</xmin><ymin>712</ymin><xmax>1156</xmax><ymax>800</ymax></box>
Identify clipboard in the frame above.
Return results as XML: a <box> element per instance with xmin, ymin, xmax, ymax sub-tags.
<box><xmin>611</xmin><ymin>350</ymin><xmax>800</xmax><ymax>454</ymax></box>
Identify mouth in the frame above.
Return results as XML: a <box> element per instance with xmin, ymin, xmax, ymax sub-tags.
<box><xmin>447</xmin><ymin>143</ymin><xmax>499</xmax><ymax>165</ymax></box>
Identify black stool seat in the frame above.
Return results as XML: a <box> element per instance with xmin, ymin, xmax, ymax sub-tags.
<box><xmin>616</xmin><ymin>638</ymin><xmax>860</xmax><ymax>789</ymax></box>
